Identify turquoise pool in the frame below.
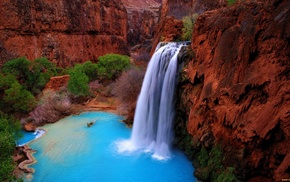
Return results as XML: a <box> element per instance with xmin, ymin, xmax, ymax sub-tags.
<box><xmin>24</xmin><ymin>112</ymin><xmax>195</xmax><ymax>182</ymax></box>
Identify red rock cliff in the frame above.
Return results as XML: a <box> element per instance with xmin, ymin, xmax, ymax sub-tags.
<box><xmin>0</xmin><ymin>0</ymin><xmax>129</xmax><ymax>67</ymax></box>
<box><xmin>179</xmin><ymin>0</ymin><xmax>290</xmax><ymax>180</ymax></box>
<box><xmin>121</xmin><ymin>0</ymin><xmax>160</xmax><ymax>48</ymax></box>
<box><xmin>151</xmin><ymin>0</ymin><xmax>225</xmax><ymax>54</ymax></box>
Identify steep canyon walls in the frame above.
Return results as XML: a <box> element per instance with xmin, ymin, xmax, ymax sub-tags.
<box><xmin>0</xmin><ymin>0</ymin><xmax>128</xmax><ymax>66</ymax></box>
<box><xmin>121</xmin><ymin>0</ymin><xmax>160</xmax><ymax>49</ymax></box>
<box><xmin>179</xmin><ymin>0</ymin><xmax>290</xmax><ymax>180</ymax></box>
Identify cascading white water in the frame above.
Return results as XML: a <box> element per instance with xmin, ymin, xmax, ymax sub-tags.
<box><xmin>129</xmin><ymin>42</ymin><xmax>187</xmax><ymax>159</ymax></box>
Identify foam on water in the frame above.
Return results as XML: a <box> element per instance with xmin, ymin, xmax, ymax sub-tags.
<box><xmin>25</xmin><ymin>112</ymin><xmax>195</xmax><ymax>182</ymax></box>
<box><xmin>17</xmin><ymin>129</ymin><xmax>46</xmax><ymax>146</ymax></box>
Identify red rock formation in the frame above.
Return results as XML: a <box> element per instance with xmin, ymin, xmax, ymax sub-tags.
<box><xmin>0</xmin><ymin>0</ymin><xmax>129</xmax><ymax>67</ymax></box>
<box><xmin>150</xmin><ymin>16</ymin><xmax>184</xmax><ymax>55</ymax></box>
<box><xmin>44</xmin><ymin>75</ymin><xmax>70</xmax><ymax>91</ymax></box>
<box><xmin>151</xmin><ymin>0</ymin><xmax>225</xmax><ymax>53</ymax></box>
<box><xmin>121</xmin><ymin>0</ymin><xmax>161</xmax><ymax>54</ymax></box>
<box><xmin>180</xmin><ymin>0</ymin><xmax>290</xmax><ymax>180</ymax></box>
<box><xmin>161</xmin><ymin>0</ymin><xmax>226</xmax><ymax>20</ymax></box>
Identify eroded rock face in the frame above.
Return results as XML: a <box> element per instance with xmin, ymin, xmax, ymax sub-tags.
<box><xmin>44</xmin><ymin>75</ymin><xmax>70</xmax><ymax>91</ymax></box>
<box><xmin>161</xmin><ymin>0</ymin><xmax>225</xmax><ymax>19</ymax></box>
<box><xmin>179</xmin><ymin>0</ymin><xmax>290</xmax><ymax>180</ymax></box>
<box><xmin>121</xmin><ymin>0</ymin><xmax>161</xmax><ymax>54</ymax></box>
<box><xmin>151</xmin><ymin>0</ymin><xmax>225</xmax><ymax>53</ymax></box>
<box><xmin>0</xmin><ymin>0</ymin><xmax>129</xmax><ymax>67</ymax></box>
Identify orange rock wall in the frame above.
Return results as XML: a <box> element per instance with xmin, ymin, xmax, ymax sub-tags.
<box><xmin>180</xmin><ymin>0</ymin><xmax>290</xmax><ymax>180</ymax></box>
<box><xmin>0</xmin><ymin>0</ymin><xmax>129</xmax><ymax>67</ymax></box>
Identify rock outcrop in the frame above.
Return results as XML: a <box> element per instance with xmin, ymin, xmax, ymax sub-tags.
<box><xmin>0</xmin><ymin>0</ymin><xmax>129</xmax><ymax>67</ymax></box>
<box><xmin>43</xmin><ymin>75</ymin><xmax>70</xmax><ymax>91</ymax></box>
<box><xmin>151</xmin><ymin>0</ymin><xmax>225</xmax><ymax>54</ymax></box>
<box><xmin>121</xmin><ymin>0</ymin><xmax>160</xmax><ymax>46</ymax></box>
<box><xmin>178</xmin><ymin>0</ymin><xmax>290</xmax><ymax>180</ymax></box>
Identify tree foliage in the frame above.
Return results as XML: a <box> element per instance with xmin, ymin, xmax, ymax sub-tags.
<box><xmin>182</xmin><ymin>14</ymin><xmax>198</xmax><ymax>41</ymax></box>
<box><xmin>4</xmin><ymin>82</ymin><xmax>36</xmax><ymax>113</ymax></box>
<box><xmin>97</xmin><ymin>54</ymin><xmax>130</xmax><ymax>80</ymax></box>
<box><xmin>68</xmin><ymin>69</ymin><xmax>90</xmax><ymax>96</ymax></box>
<box><xmin>2</xmin><ymin>57</ymin><xmax>56</xmax><ymax>94</ymax></box>
<box><xmin>0</xmin><ymin>112</ymin><xmax>21</xmax><ymax>181</ymax></box>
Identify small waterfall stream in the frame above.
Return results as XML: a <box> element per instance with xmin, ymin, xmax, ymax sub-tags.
<box><xmin>130</xmin><ymin>42</ymin><xmax>188</xmax><ymax>159</ymax></box>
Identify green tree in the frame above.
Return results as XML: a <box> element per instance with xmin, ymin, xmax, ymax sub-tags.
<box><xmin>182</xmin><ymin>14</ymin><xmax>198</xmax><ymax>41</ymax></box>
<box><xmin>71</xmin><ymin>61</ymin><xmax>98</xmax><ymax>82</ymax></box>
<box><xmin>0</xmin><ymin>74</ymin><xmax>18</xmax><ymax>91</ymax></box>
<box><xmin>4</xmin><ymin>82</ymin><xmax>36</xmax><ymax>112</ymax></box>
<box><xmin>0</xmin><ymin>112</ymin><xmax>22</xmax><ymax>181</ymax></box>
<box><xmin>2</xmin><ymin>57</ymin><xmax>31</xmax><ymax>84</ymax></box>
<box><xmin>2</xmin><ymin>57</ymin><xmax>56</xmax><ymax>94</ymax></box>
<box><xmin>81</xmin><ymin>61</ymin><xmax>98</xmax><ymax>81</ymax></box>
<box><xmin>67</xmin><ymin>70</ymin><xmax>90</xmax><ymax>96</ymax></box>
<box><xmin>97</xmin><ymin>54</ymin><xmax>130</xmax><ymax>80</ymax></box>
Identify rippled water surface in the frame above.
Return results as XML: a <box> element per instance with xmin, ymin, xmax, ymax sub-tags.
<box><xmin>26</xmin><ymin>112</ymin><xmax>195</xmax><ymax>182</ymax></box>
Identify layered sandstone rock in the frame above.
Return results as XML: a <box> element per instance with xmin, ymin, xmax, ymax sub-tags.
<box><xmin>0</xmin><ymin>0</ymin><xmax>129</xmax><ymax>67</ymax></box>
<box><xmin>179</xmin><ymin>0</ymin><xmax>290</xmax><ymax>180</ymax></box>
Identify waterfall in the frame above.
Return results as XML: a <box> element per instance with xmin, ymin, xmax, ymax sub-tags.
<box><xmin>129</xmin><ymin>42</ymin><xmax>187</xmax><ymax>159</ymax></box>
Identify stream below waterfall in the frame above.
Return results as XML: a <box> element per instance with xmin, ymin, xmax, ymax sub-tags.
<box><xmin>22</xmin><ymin>112</ymin><xmax>195</xmax><ymax>182</ymax></box>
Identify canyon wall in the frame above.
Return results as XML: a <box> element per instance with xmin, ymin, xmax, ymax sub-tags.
<box><xmin>121</xmin><ymin>0</ymin><xmax>160</xmax><ymax>49</ymax></box>
<box><xmin>151</xmin><ymin>0</ymin><xmax>225</xmax><ymax>54</ymax></box>
<box><xmin>178</xmin><ymin>0</ymin><xmax>290</xmax><ymax>180</ymax></box>
<box><xmin>161</xmin><ymin>0</ymin><xmax>226</xmax><ymax>19</ymax></box>
<box><xmin>0</xmin><ymin>0</ymin><xmax>129</xmax><ymax>67</ymax></box>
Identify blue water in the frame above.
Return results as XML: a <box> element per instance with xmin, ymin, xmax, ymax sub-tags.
<box><xmin>17</xmin><ymin>129</ymin><xmax>45</xmax><ymax>146</ymax></box>
<box><xmin>26</xmin><ymin>112</ymin><xmax>195</xmax><ymax>182</ymax></box>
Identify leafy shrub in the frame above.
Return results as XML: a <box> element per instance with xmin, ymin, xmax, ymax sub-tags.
<box><xmin>2</xmin><ymin>57</ymin><xmax>56</xmax><ymax>94</ymax></box>
<box><xmin>4</xmin><ymin>82</ymin><xmax>36</xmax><ymax>113</ymax></box>
<box><xmin>112</xmin><ymin>67</ymin><xmax>145</xmax><ymax>104</ymax></box>
<box><xmin>67</xmin><ymin>69</ymin><xmax>90</xmax><ymax>96</ymax></box>
<box><xmin>0</xmin><ymin>112</ymin><xmax>21</xmax><ymax>181</ymax></box>
<box><xmin>81</xmin><ymin>61</ymin><xmax>98</xmax><ymax>81</ymax></box>
<box><xmin>71</xmin><ymin>61</ymin><xmax>98</xmax><ymax>81</ymax></box>
<box><xmin>182</xmin><ymin>14</ymin><xmax>198</xmax><ymax>41</ymax></box>
<box><xmin>0</xmin><ymin>74</ymin><xmax>18</xmax><ymax>91</ymax></box>
<box><xmin>97</xmin><ymin>54</ymin><xmax>131</xmax><ymax>80</ymax></box>
<box><xmin>2</xmin><ymin>57</ymin><xmax>30</xmax><ymax>82</ymax></box>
